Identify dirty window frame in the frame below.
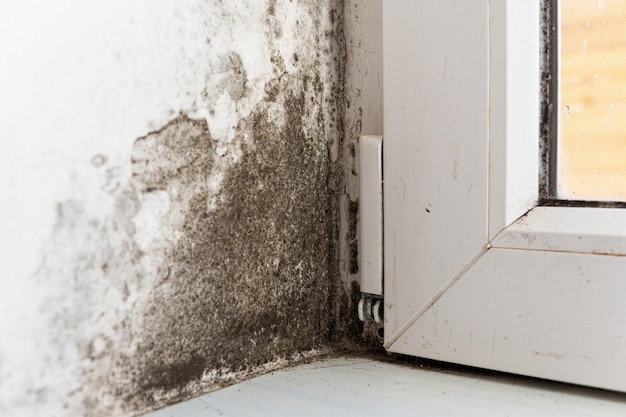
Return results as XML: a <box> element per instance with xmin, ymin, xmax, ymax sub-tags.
<box><xmin>490</xmin><ymin>0</ymin><xmax>626</xmax><ymax>255</ymax></box>
<box><xmin>540</xmin><ymin>0</ymin><xmax>626</xmax><ymax>206</ymax></box>
<box><xmin>383</xmin><ymin>0</ymin><xmax>626</xmax><ymax>392</ymax></box>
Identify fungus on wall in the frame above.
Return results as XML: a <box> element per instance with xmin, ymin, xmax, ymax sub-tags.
<box><xmin>0</xmin><ymin>1</ymin><xmax>356</xmax><ymax>416</ymax></box>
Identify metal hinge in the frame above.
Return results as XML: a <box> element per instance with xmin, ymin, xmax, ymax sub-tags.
<box><xmin>358</xmin><ymin>294</ymin><xmax>383</xmax><ymax>324</ymax></box>
<box><xmin>358</xmin><ymin>135</ymin><xmax>383</xmax><ymax>323</ymax></box>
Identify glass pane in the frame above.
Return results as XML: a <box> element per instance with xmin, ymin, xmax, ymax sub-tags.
<box><xmin>558</xmin><ymin>0</ymin><xmax>626</xmax><ymax>201</ymax></box>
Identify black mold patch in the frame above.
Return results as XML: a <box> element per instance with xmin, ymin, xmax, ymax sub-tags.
<box><xmin>539</xmin><ymin>0</ymin><xmax>557</xmax><ymax>201</ymax></box>
<box><xmin>348</xmin><ymin>199</ymin><xmax>359</xmax><ymax>274</ymax></box>
<box><xmin>120</xmin><ymin>71</ymin><xmax>345</xmax><ymax>412</ymax></box>
<box><xmin>141</xmin><ymin>353</ymin><xmax>206</xmax><ymax>392</ymax></box>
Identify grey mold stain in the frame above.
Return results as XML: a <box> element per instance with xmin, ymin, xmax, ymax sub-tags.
<box><xmin>348</xmin><ymin>199</ymin><xmax>359</xmax><ymax>274</ymax></box>
<box><xmin>220</xmin><ymin>52</ymin><xmax>248</xmax><ymax>101</ymax></box>
<box><xmin>17</xmin><ymin>1</ymin><xmax>382</xmax><ymax>415</ymax></box>
<box><xmin>539</xmin><ymin>0</ymin><xmax>556</xmax><ymax>201</ymax></box>
<box><xmin>131</xmin><ymin>117</ymin><xmax>216</xmax><ymax>194</ymax></box>
<box><xmin>119</xmin><ymin>3</ymin><xmax>353</xmax><ymax>413</ymax></box>
<box><xmin>123</xmin><ymin>85</ymin><xmax>342</xmax><ymax>410</ymax></box>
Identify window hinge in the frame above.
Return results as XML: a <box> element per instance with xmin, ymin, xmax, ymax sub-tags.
<box><xmin>358</xmin><ymin>135</ymin><xmax>383</xmax><ymax>323</ymax></box>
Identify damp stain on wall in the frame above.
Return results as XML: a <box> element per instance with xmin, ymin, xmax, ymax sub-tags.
<box><xmin>9</xmin><ymin>2</ymin><xmax>355</xmax><ymax>416</ymax></box>
<box><xmin>0</xmin><ymin>1</ymin><xmax>390</xmax><ymax>416</ymax></box>
<box><xmin>130</xmin><ymin>38</ymin><xmax>347</xmax><ymax>417</ymax></box>
<box><xmin>121</xmin><ymin>81</ymin><xmax>343</xmax><ymax>412</ymax></box>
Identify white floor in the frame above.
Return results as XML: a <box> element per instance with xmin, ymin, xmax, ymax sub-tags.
<box><xmin>145</xmin><ymin>356</ymin><xmax>626</xmax><ymax>416</ymax></box>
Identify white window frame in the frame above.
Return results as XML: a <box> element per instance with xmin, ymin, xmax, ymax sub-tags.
<box><xmin>382</xmin><ymin>0</ymin><xmax>626</xmax><ymax>392</ymax></box>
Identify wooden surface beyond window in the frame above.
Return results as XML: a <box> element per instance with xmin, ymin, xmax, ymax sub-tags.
<box><xmin>559</xmin><ymin>0</ymin><xmax>626</xmax><ymax>201</ymax></box>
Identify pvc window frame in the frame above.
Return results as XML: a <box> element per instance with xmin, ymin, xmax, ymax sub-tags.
<box><xmin>489</xmin><ymin>0</ymin><xmax>626</xmax><ymax>256</ymax></box>
<box><xmin>382</xmin><ymin>0</ymin><xmax>626</xmax><ymax>392</ymax></box>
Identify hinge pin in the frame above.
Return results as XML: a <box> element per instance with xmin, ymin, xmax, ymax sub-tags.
<box><xmin>358</xmin><ymin>295</ymin><xmax>384</xmax><ymax>324</ymax></box>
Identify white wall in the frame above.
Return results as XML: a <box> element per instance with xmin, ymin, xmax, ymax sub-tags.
<box><xmin>0</xmin><ymin>1</ymin><xmax>349</xmax><ymax>416</ymax></box>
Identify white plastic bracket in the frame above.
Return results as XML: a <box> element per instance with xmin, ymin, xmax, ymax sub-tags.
<box><xmin>359</xmin><ymin>135</ymin><xmax>383</xmax><ymax>297</ymax></box>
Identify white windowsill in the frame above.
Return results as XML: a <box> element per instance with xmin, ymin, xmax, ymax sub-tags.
<box><xmin>144</xmin><ymin>356</ymin><xmax>626</xmax><ymax>416</ymax></box>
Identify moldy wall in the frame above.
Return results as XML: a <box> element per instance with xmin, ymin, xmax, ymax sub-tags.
<box><xmin>0</xmin><ymin>1</ymin><xmax>383</xmax><ymax>416</ymax></box>
<box><xmin>341</xmin><ymin>0</ymin><xmax>384</xmax><ymax>345</ymax></box>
